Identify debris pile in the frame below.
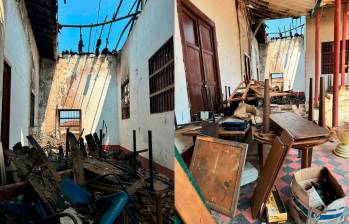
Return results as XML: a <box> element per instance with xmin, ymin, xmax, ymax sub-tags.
<box><xmin>0</xmin><ymin>132</ymin><xmax>174</xmax><ymax>223</ymax></box>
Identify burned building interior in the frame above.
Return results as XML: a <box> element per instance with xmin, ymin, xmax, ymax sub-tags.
<box><xmin>0</xmin><ymin>0</ymin><xmax>174</xmax><ymax>223</ymax></box>
<box><xmin>174</xmin><ymin>0</ymin><xmax>349</xmax><ymax>223</ymax></box>
<box><xmin>1</xmin><ymin>0</ymin><xmax>349</xmax><ymax>223</ymax></box>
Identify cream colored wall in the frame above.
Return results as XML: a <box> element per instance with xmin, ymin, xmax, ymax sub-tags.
<box><xmin>305</xmin><ymin>5</ymin><xmax>349</xmax><ymax>96</ymax></box>
<box><xmin>261</xmin><ymin>37</ymin><xmax>306</xmax><ymax>92</ymax></box>
<box><xmin>3</xmin><ymin>0</ymin><xmax>40</xmax><ymax>147</ymax></box>
<box><xmin>40</xmin><ymin>55</ymin><xmax>119</xmax><ymax>146</ymax></box>
<box><xmin>175</xmin><ymin>0</ymin><xmax>258</xmax><ymax>124</ymax></box>
<box><xmin>117</xmin><ymin>0</ymin><xmax>174</xmax><ymax>170</ymax></box>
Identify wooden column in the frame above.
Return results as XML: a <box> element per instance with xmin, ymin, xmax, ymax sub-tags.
<box><xmin>315</xmin><ymin>10</ymin><xmax>321</xmax><ymax>104</ymax></box>
<box><xmin>333</xmin><ymin>0</ymin><xmax>342</xmax><ymax>127</ymax></box>
<box><xmin>341</xmin><ymin>2</ymin><xmax>347</xmax><ymax>87</ymax></box>
<box><xmin>263</xmin><ymin>79</ymin><xmax>270</xmax><ymax>133</ymax></box>
<box><xmin>308</xmin><ymin>78</ymin><xmax>313</xmax><ymax>121</ymax></box>
<box><xmin>319</xmin><ymin>77</ymin><xmax>326</xmax><ymax>127</ymax></box>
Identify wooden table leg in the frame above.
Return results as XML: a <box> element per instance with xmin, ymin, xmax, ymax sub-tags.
<box><xmin>301</xmin><ymin>148</ymin><xmax>308</xmax><ymax>169</ymax></box>
<box><xmin>301</xmin><ymin>148</ymin><xmax>313</xmax><ymax>168</ymax></box>
<box><xmin>307</xmin><ymin>148</ymin><xmax>313</xmax><ymax>167</ymax></box>
<box><xmin>258</xmin><ymin>143</ymin><xmax>264</xmax><ymax>170</ymax></box>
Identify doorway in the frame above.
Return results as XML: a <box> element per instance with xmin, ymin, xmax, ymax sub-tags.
<box><xmin>1</xmin><ymin>62</ymin><xmax>11</xmax><ymax>150</ymax></box>
<box><xmin>178</xmin><ymin>0</ymin><xmax>221</xmax><ymax>115</ymax></box>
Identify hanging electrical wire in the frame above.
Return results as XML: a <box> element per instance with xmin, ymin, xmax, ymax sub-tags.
<box><xmin>92</xmin><ymin>0</ymin><xmax>103</xmax><ymax>51</ymax></box>
<box><xmin>78</xmin><ymin>27</ymin><xmax>84</xmax><ymax>54</ymax></box>
<box><xmin>59</xmin><ymin>0</ymin><xmax>144</xmax><ymax>54</ymax></box>
<box><xmin>95</xmin><ymin>16</ymin><xmax>108</xmax><ymax>56</ymax></box>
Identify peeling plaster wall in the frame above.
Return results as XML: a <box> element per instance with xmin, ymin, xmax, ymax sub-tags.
<box><xmin>259</xmin><ymin>36</ymin><xmax>306</xmax><ymax>92</ymax></box>
<box><xmin>306</xmin><ymin>6</ymin><xmax>349</xmax><ymax>96</ymax></box>
<box><xmin>174</xmin><ymin>0</ymin><xmax>259</xmax><ymax>125</ymax></box>
<box><xmin>116</xmin><ymin>0</ymin><xmax>174</xmax><ymax>170</ymax></box>
<box><xmin>2</xmin><ymin>0</ymin><xmax>40</xmax><ymax>147</ymax></box>
<box><xmin>40</xmin><ymin>55</ymin><xmax>119</xmax><ymax>146</ymax></box>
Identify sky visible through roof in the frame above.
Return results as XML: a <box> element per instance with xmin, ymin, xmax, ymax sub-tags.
<box><xmin>58</xmin><ymin>0</ymin><xmax>305</xmax><ymax>52</ymax></box>
<box><xmin>265</xmin><ymin>16</ymin><xmax>306</xmax><ymax>39</ymax></box>
<box><xmin>58</xmin><ymin>0</ymin><xmax>135</xmax><ymax>53</ymax></box>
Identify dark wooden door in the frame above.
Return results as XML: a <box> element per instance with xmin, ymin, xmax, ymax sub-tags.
<box><xmin>198</xmin><ymin>21</ymin><xmax>220</xmax><ymax>111</ymax></box>
<box><xmin>1</xmin><ymin>62</ymin><xmax>11</xmax><ymax>150</ymax></box>
<box><xmin>179</xmin><ymin>1</ymin><xmax>221</xmax><ymax>115</ymax></box>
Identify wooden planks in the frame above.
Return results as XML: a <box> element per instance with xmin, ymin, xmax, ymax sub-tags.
<box><xmin>251</xmin><ymin>131</ymin><xmax>294</xmax><ymax>218</ymax></box>
<box><xmin>189</xmin><ymin>136</ymin><xmax>248</xmax><ymax>217</ymax></box>
<box><xmin>175</xmin><ymin>148</ymin><xmax>215</xmax><ymax>224</ymax></box>
<box><xmin>68</xmin><ymin>132</ymin><xmax>85</xmax><ymax>185</ymax></box>
<box><xmin>270</xmin><ymin>112</ymin><xmax>330</xmax><ymax>140</ymax></box>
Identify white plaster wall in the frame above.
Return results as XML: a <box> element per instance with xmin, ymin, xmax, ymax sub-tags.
<box><xmin>261</xmin><ymin>37</ymin><xmax>306</xmax><ymax>92</ymax></box>
<box><xmin>174</xmin><ymin>0</ymin><xmax>253</xmax><ymax>124</ymax></box>
<box><xmin>4</xmin><ymin>0</ymin><xmax>40</xmax><ymax>147</ymax></box>
<box><xmin>117</xmin><ymin>0</ymin><xmax>174</xmax><ymax>170</ymax></box>
<box><xmin>306</xmin><ymin>6</ymin><xmax>349</xmax><ymax>96</ymax></box>
<box><xmin>41</xmin><ymin>55</ymin><xmax>119</xmax><ymax>146</ymax></box>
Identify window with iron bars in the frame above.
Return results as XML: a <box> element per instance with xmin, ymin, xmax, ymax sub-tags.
<box><xmin>322</xmin><ymin>40</ymin><xmax>349</xmax><ymax>74</ymax></box>
<box><xmin>148</xmin><ymin>37</ymin><xmax>174</xmax><ymax>114</ymax></box>
<box><xmin>58</xmin><ymin>109</ymin><xmax>81</xmax><ymax>132</ymax></box>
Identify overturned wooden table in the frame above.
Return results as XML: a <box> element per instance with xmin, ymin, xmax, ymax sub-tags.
<box><xmin>256</xmin><ymin>112</ymin><xmax>330</xmax><ymax>169</ymax></box>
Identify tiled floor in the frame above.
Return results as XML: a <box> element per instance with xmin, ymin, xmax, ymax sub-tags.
<box><xmin>213</xmin><ymin>140</ymin><xmax>349</xmax><ymax>223</ymax></box>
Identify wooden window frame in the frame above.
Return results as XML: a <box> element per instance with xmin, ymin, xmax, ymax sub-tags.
<box><xmin>321</xmin><ymin>40</ymin><xmax>349</xmax><ymax>74</ymax></box>
<box><xmin>58</xmin><ymin>109</ymin><xmax>81</xmax><ymax>132</ymax></box>
<box><xmin>177</xmin><ymin>0</ymin><xmax>222</xmax><ymax>115</ymax></box>
<box><xmin>121</xmin><ymin>78</ymin><xmax>130</xmax><ymax>119</ymax></box>
<box><xmin>148</xmin><ymin>37</ymin><xmax>174</xmax><ymax>114</ymax></box>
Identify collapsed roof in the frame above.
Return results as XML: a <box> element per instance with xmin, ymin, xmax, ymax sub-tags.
<box><xmin>25</xmin><ymin>0</ymin><xmax>58</xmax><ymax>59</ymax></box>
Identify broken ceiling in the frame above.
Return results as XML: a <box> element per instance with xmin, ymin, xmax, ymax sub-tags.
<box><xmin>246</xmin><ymin>0</ymin><xmax>317</xmax><ymax>19</ymax></box>
<box><xmin>25</xmin><ymin>0</ymin><xmax>58</xmax><ymax>59</ymax></box>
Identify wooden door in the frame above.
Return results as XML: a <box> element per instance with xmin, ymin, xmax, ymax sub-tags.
<box><xmin>179</xmin><ymin>0</ymin><xmax>221</xmax><ymax>115</ymax></box>
<box><xmin>1</xmin><ymin>62</ymin><xmax>11</xmax><ymax>150</ymax></box>
<box><xmin>198</xmin><ymin>21</ymin><xmax>220</xmax><ymax>111</ymax></box>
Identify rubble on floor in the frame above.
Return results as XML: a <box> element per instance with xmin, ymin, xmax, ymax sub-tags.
<box><xmin>175</xmin><ymin>77</ymin><xmax>341</xmax><ymax>223</ymax></box>
<box><xmin>0</xmin><ymin>132</ymin><xmax>174</xmax><ymax>223</ymax></box>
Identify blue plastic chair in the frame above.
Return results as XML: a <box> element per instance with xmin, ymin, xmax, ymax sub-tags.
<box><xmin>60</xmin><ymin>178</ymin><xmax>129</xmax><ymax>224</ymax></box>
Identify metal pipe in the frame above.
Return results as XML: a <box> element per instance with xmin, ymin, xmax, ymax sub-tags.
<box><xmin>263</xmin><ymin>79</ymin><xmax>270</xmax><ymax>133</ymax></box>
<box><xmin>148</xmin><ymin>130</ymin><xmax>154</xmax><ymax>191</ymax></box>
<box><xmin>341</xmin><ymin>3</ymin><xmax>347</xmax><ymax>87</ymax></box>
<box><xmin>315</xmin><ymin>10</ymin><xmax>320</xmax><ymax>104</ymax></box>
<box><xmin>333</xmin><ymin>0</ymin><xmax>341</xmax><ymax>127</ymax></box>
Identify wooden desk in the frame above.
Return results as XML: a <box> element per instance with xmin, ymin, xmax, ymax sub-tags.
<box><xmin>256</xmin><ymin>112</ymin><xmax>330</xmax><ymax>169</ymax></box>
<box><xmin>270</xmin><ymin>112</ymin><xmax>329</xmax><ymax>140</ymax></box>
